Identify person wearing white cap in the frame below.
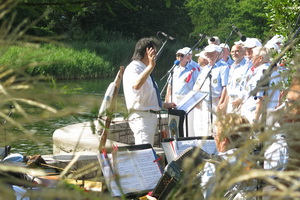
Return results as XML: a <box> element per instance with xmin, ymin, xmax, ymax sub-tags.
<box><xmin>264</xmin><ymin>41</ymin><xmax>280</xmax><ymax>54</ymax></box>
<box><xmin>243</xmin><ymin>38</ymin><xmax>262</xmax><ymax>67</ymax></box>
<box><xmin>269</xmin><ymin>34</ymin><xmax>284</xmax><ymax>49</ymax></box>
<box><xmin>192</xmin><ymin>44</ymin><xmax>229</xmax><ymax>136</ymax></box>
<box><xmin>165</xmin><ymin>48</ymin><xmax>200</xmax><ymax>137</ymax></box>
<box><xmin>195</xmin><ymin>51</ymin><xmax>209</xmax><ymax>67</ymax></box>
<box><xmin>239</xmin><ymin>47</ymin><xmax>272</xmax><ymax>123</ymax></box>
<box><xmin>182</xmin><ymin>47</ymin><xmax>202</xmax><ymax>137</ymax></box>
<box><xmin>234</xmin><ymin>39</ymin><xmax>246</xmax><ymax>45</ymax></box>
<box><xmin>165</xmin><ymin>48</ymin><xmax>200</xmax><ymax>105</ymax></box>
<box><xmin>225</xmin><ymin>44</ymin><xmax>251</xmax><ymax>114</ymax></box>
<box><xmin>219</xmin><ymin>43</ymin><xmax>234</xmax><ymax>66</ymax></box>
<box><xmin>182</xmin><ymin>47</ymin><xmax>201</xmax><ymax>71</ymax></box>
<box><xmin>263</xmin><ymin>35</ymin><xmax>286</xmax><ymax>116</ymax></box>
<box><xmin>265</xmin><ymin>34</ymin><xmax>285</xmax><ymax>55</ymax></box>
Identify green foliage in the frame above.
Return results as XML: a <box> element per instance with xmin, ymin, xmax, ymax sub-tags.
<box><xmin>264</xmin><ymin>0</ymin><xmax>300</xmax><ymax>36</ymax></box>
<box><xmin>0</xmin><ymin>44</ymin><xmax>113</xmax><ymax>79</ymax></box>
<box><xmin>185</xmin><ymin>0</ymin><xmax>269</xmax><ymax>46</ymax></box>
<box><xmin>17</xmin><ymin>0</ymin><xmax>193</xmax><ymax>44</ymax></box>
<box><xmin>11</xmin><ymin>0</ymin><xmax>195</xmax><ymax>79</ymax></box>
<box><xmin>229</xmin><ymin>0</ymin><xmax>269</xmax><ymax>40</ymax></box>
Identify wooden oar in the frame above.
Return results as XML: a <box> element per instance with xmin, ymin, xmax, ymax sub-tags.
<box><xmin>98</xmin><ymin>66</ymin><xmax>124</xmax><ymax>151</ymax></box>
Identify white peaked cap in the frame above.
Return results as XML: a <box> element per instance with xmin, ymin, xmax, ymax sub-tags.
<box><xmin>195</xmin><ymin>51</ymin><xmax>208</xmax><ymax>59</ymax></box>
<box><xmin>219</xmin><ymin>43</ymin><xmax>230</xmax><ymax>50</ymax></box>
<box><xmin>176</xmin><ymin>48</ymin><xmax>189</xmax><ymax>55</ymax></box>
<box><xmin>204</xmin><ymin>44</ymin><xmax>222</xmax><ymax>53</ymax></box>
<box><xmin>265</xmin><ymin>41</ymin><xmax>280</xmax><ymax>53</ymax></box>
<box><xmin>182</xmin><ymin>47</ymin><xmax>193</xmax><ymax>54</ymax></box>
<box><xmin>270</xmin><ymin>35</ymin><xmax>284</xmax><ymax>44</ymax></box>
<box><xmin>243</xmin><ymin>38</ymin><xmax>262</xmax><ymax>48</ymax></box>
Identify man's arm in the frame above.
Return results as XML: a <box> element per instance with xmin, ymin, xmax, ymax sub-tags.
<box><xmin>254</xmin><ymin>97</ymin><xmax>263</xmax><ymax>123</ymax></box>
<box><xmin>163</xmin><ymin>102</ymin><xmax>177</xmax><ymax>109</ymax></box>
<box><xmin>218</xmin><ymin>86</ymin><xmax>227</xmax><ymax>105</ymax></box>
<box><xmin>232</xmin><ymin>98</ymin><xmax>243</xmax><ymax>109</ymax></box>
<box><xmin>217</xmin><ymin>64</ymin><xmax>229</xmax><ymax>112</ymax></box>
<box><xmin>133</xmin><ymin>47</ymin><xmax>156</xmax><ymax>90</ymax></box>
<box><xmin>220</xmin><ymin>93</ymin><xmax>229</xmax><ymax>112</ymax></box>
<box><xmin>165</xmin><ymin>84</ymin><xmax>172</xmax><ymax>103</ymax></box>
<box><xmin>217</xmin><ymin>86</ymin><xmax>227</xmax><ymax>113</ymax></box>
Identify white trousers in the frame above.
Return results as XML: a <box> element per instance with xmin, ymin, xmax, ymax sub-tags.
<box><xmin>128</xmin><ymin>111</ymin><xmax>158</xmax><ymax>146</ymax></box>
<box><xmin>240</xmin><ymin>107</ymin><xmax>255</xmax><ymax>124</ymax></box>
<box><xmin>193</xmin><ymin>98</ymin><xmax>219</xmax><ymax>136</ymax></box>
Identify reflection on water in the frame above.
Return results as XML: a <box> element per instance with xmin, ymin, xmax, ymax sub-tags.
<box><xmin>7</xmin><ymin>78</ymin><xmax>119</xmax><ymax>155</ymax></box>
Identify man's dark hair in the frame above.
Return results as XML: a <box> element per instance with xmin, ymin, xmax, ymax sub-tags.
<box><xmin>132</xmin><ymin>37</ymin><xmax>159</xmax><ymax>61</ymax></box>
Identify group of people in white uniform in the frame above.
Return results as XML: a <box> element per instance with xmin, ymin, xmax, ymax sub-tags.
<box><xmin>123</xmin><ymin>35</ymin><xmax>287</xmax><ymax>145</ymax></box>
<box><xmin>164</xmin><ymin>35</ymin><xmax>285</xmax><ymax>137</ymax></box>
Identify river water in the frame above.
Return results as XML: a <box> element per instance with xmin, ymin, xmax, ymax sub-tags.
<box><xmin>7</xmin><ymin>78</ymin><xmax>116</xmax><ymax>155</ymax></box>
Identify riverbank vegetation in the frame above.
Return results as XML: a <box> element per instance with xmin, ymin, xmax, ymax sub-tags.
<box><xmin>1</xmin><ymin>43</ymin><xmax>113</xmax><ymax>79</ymax></box>
<box><xmin>0</xmin><ymin>33</ymin><xmax>182</xmax><ymax>79</ymax></box>
<box><xmin>7</xmin><ymin>0</ymin><xmax>299</xmax><ymax>80</ymax></box>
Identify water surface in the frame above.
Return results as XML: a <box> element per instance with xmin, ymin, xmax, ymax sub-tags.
<box><xmin>7</xmin><ymin>78</ymin><xmax>115</xmax><ymax>155</ymax></box>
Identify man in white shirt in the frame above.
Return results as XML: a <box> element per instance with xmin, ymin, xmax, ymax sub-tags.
<box><xmin>220</xmin><ymin>43</ymin><xmax>234</xmax><ymax>66</ymax></box>
<box><xmin>225</xmin><ymin>44</ymin><xmax>251</xmax><ymax>114</ymax></box>
<box><xmin>239</xmin><ymin>47</ymin><xmax>271</xmax><ymax>123</ymax></box>
<box><xmin>195</xmin><ymin>51</ymin><xmax>209</xmax><ymax>67</ymax></box>
<box><xmin>193</xmin><ymin>44</ymin><xmax>229</xmax><ymax>136</ymax></box>
<box><xmin>165</xmin><ymin>48</ymin><xmax>200</xmax><ymax>104</ymax></box>
<box><xmin>123</xmin><ymin>38</ymin><xmax>176</xmax><ymax>145</ymax></box>
<box><xmin>244</xmin><ymin>38</ymin><xmax>262</xmax><ymax>59</ymax></box>
<box><xmin>182</xmin><ymin>47</ymin><xmax>200</xmax><ymax>71</ymax></box>
<box><xmin>164</xmin><ymin>48</ymin><xmax>200</xmax><ymax>137</ymax></box>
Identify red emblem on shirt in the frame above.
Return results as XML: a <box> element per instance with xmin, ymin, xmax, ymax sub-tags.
<box><xmin>185</xmin><ymin>67</ymin><xmax>200</xmax><ymax>83</ymax></box>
